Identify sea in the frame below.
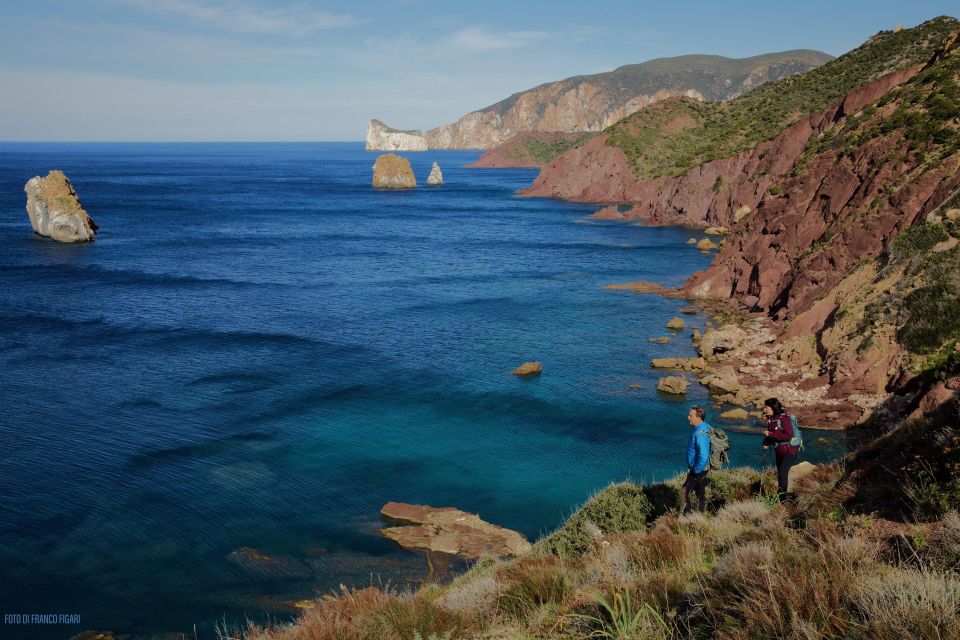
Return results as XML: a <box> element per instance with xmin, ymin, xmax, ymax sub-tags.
<box><xmin>0</xmin><ymin>142</ymin><xmax>848</xmax><ymax>638</ymax></box>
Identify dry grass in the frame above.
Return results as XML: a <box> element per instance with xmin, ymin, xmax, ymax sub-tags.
<box><xmin>244</xmin><ymin>465</ymin><xmax>960</xmax><ymax>640</ymax></box>
<box><xmin>855</xmin><ymin>567</ymin><xmax>960</xmax><ymax>640</ymax></box>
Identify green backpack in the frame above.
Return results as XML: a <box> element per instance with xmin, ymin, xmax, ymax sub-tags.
<box><xmin>707</xmin><ymin>428</ymin><xmax>730</xmax><ymax>471</ymax></box>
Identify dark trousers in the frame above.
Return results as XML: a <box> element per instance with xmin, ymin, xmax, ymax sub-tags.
<box><xmin>776</xmin><ymin>451</ymin><xmax>797</xmax><ymax>499</ymax></box>
<box><xmin>681</xmin><ymin>470</ymin><xmax>708</xmax><ymax>513</ymax></box>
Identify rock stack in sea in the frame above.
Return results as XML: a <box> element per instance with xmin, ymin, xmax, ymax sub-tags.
<box><xmin>372</xmin><ymin>154</ymin><xmax>416</xmax><ymax>189</ymax></box>
<box><xmin>24</xmin><ymin>170</ymin><xmax>98</xmax><ymax>243</ymax></box>
<box><xmin>427</xmin><ymin>162</ymin><xmax>443</xmax><ymax>186</ymax></box>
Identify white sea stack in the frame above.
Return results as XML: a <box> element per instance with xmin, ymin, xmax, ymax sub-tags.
<box><xmin>427</xmin><ymin>162</ymin><xmax>443</xmax><ymax>186</ymax></box>
<box><xmin>365</xmin><ymin>119</ymin><xmax>428</xmax><ymax>151</ymax></box>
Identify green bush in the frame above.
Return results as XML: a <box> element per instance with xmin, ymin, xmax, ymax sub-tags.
<box><xmin>891</xmin><ymin>223</ymin><xmax>949</xmax><ymax>261</ymax></box>
<box><xmin>536</xmin><ymin>483</ymin><xmax>653</xmax><ymax>557</ymax></box>
<box><xmin>905</xmin><ymin>462</ymin><xmax>960</xmax><ymax>521</ymax></box>
<box><xmin>896</xmin><ymin>283</ymin><xmax>960</xmax><ymax>353</ymax></box>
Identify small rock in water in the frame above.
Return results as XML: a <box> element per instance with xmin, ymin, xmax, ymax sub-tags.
<box><xmin>720</xmin><ymin>408</ymin><xmax>750</xmax><ymax>420</ymax></box>
<box><xmin>697</xmin><ymin>238</ymin><xmax>718</xmax><ymax>251</ymax></box>
<box><xmin>512</xmin><ymin>361</ymin><xmax>542</xmax><ymax>376</ymax></box>
<box><xmin>372</xmin><ymin>153</ymin><xmax>416</xmax><ymax>189</ymax></box>
<box><xmin>657</xmin><ymin>375</ymin><xmax>689</xmax><ymax>395</ymax></box>
<box><xmin>649</xmin><ymin>336</ymin><xmax>671</xmax><ymax>343</ymax></box>
<box><xmin>427</xmin><ymin>161</ymin><xmax>443</xmax><ymax>186</ymax></box>
<box><xmin>666</xmin><ymin>317</ymin><xmax>685</xmax><ymax>330</ymax></box>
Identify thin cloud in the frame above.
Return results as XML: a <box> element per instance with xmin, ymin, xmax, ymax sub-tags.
<box><xmin>445</xmin><ymin>26</ymin><xmax>549</xmax><ymax>53</ymax></box>
<box><xmin>113</xmin><ymin>0</ymin><xmax>357</xmax><ymax>35</ymax></box>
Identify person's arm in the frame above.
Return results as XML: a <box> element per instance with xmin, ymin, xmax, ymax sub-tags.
<box><xmin>687</xmin><ymin>432</ymin><xmax>696</xmax><ymax>470</ymax></box>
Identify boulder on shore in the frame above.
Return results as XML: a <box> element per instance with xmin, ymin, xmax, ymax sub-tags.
<box><xmin>427</xmin><ymin>161</ymin><xmax>444</xmax><ymax>186</ymax></box>
<box><xmin>24</xmin><ymin>170</ymin><xmax>97</xmax><ymax>243</ymax></box>
<box><xmin>372</xmin><ymin>154</ymin><xmax>416</xmax><ymax>189</ymax></box>
<box><xmin>512</xmin><ymin>361</ymin><xmax>542</xmax><ymax>376</ymax></box>
<box><xmin>657</xmin><ymin>375</ymin><xmax>689</xmax><ymax>395</ymax></box>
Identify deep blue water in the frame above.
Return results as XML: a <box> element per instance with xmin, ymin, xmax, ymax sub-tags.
<box><xmin>0</xmin><ymin>143</ymin><xmax>847</xmax><ymax>638</ymax></box>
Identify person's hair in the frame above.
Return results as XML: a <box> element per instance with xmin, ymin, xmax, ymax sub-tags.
<box><xmin>690</xmin><ymin>405</ymin><xmax>706</xmax><ymax>420</ymax></box>
<box><xmin>764</xmin><ymin>398</ymin><xmax>785</xmax><ymax>415</ymax></box>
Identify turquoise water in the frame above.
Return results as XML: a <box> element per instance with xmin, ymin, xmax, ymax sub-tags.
<box><xmin>0</xmin><ymin>143</ymin><xmax>847</xmax><ymax>638</ymax></box>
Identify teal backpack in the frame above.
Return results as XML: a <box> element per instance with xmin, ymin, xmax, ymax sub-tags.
<box><xmin>789</xmin><ymin>415</ymin><xmax>804</xmax><ymax>450</ymax></box>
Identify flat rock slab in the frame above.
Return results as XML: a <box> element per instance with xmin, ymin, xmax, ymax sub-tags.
<box><xmin>380</xmin><ymin>502</ymin><xmax>531</xmax><ymax>559</ymax></box>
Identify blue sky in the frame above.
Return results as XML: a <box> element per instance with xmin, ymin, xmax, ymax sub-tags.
<box><xmin>1</xmin><ymin>1</ymin><xmax>957</xmax><ymax>141</ymax></box>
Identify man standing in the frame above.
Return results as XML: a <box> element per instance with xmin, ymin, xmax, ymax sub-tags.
<box><xmin>681</xmin><ymin>405</ymin><xmax>712</xmax><ymax>514</ymax></box>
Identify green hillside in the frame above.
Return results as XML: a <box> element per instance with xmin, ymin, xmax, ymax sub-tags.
<box><xmin>604</xmin><ymin>16</ymin><xmax>960</xmax><ymax>179</ymax></box>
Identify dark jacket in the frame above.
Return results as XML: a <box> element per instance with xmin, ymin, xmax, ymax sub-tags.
<box><xmin>764</xmin><ymin>414</ymin><xmax>799</xmax><ymax>456</ymax></box>
<box><xmin>688</xmin><ymin>422</ymin><xmax>712</xmax><ymax>473</ymax></box>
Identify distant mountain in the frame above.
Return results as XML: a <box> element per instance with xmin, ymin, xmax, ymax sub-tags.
<box><xmin>423</xmin><ymin>50</ymin><xmax>833</xmax><ymax>149</ymax></box>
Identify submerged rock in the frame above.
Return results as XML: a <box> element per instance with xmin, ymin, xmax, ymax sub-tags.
<box><xmin>426</xmin><ymin>161</ymin><xmax>444</xmax><ymax>185</ymax></box>
<box><xmin>24</xmin><ymin>170</ymin><xmax>97</xmax><ymax>243</ymax></box>
<box><xmin>380</xmin><ymin>502</ymin><xmax>531</xmax><ymax>559</ymax></box>
<box><xmin>372</xmin><ymin>154</ymin><xmax>416</xmax><ymax>189</ymax></box>
<box><xmin>512</xmin><ymin>361</ymin><xmax>542</xmax><ymax>376</ymax></box>
<box><xmin>226</xmin><ymin>547</ymin><xmax>313</xmax><ymax>581</ymax></box>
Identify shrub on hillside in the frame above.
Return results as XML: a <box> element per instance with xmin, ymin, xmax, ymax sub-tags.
<box><xmin>535</xmin><ymin>483</ymin><xmax>652</xmax><ymax>557</ymax></box>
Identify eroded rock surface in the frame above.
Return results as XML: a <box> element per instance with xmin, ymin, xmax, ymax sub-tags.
<box><xmin>24</xmin><ymin>170</ymin><xmax>97</xmax><ymax>243</ymax></box>
<box><xmin>372</xmin><ymin>154</ymin><xmax>416</xmax><ymax>189</ymax></box>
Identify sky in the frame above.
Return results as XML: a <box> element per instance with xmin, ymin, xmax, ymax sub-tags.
<box><xmin>0</xmin><ymin>1</ymin><xmax>957</xmax><ymax>141</ymax></box>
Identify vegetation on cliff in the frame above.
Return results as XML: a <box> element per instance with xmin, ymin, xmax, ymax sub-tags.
<box><xmin>602</xmin><ymin>17</ymin><xmax>959</xmax><ymax>178</ymax></box>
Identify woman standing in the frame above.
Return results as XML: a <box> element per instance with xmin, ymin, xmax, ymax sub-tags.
<box><xmin>762</xmin><ymin>398</ymin><xmax>800</xmax><ymax>500</ymax></box>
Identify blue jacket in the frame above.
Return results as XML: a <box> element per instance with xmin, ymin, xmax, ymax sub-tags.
<box><xmin>687</xmin><ymin>422</ymin><xmax>712</xmax><ymax>473</ymax></box>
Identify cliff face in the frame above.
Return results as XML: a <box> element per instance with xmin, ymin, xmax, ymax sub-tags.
<box><xmin>365</xmin><ymin>119</ymin><xmax>428</xmax><ymax>152</ymax></box>
<box><xmin>678</xmin><ymin>32</ymin><xmax>960</xmax><ymax>427</ymax></box>
<box><xmin>426</xmin><ymin>50</ymin><xmax>832</xmax><ymax>149</ymax></box>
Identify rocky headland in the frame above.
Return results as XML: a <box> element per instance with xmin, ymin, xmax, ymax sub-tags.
<box><xmin>427</xmin><ymin>50</ymin><xmax>832</xmax><ymax>150</ymax></box>
<box><xmin>365</xmin><ymin>119</ymin><xmax>428</xmax><ymax>152</ymax></box>
<box><xmin>24</xmin><ymin>170</ymin><xmax>98</xmax><ymax>243</ymax></box>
